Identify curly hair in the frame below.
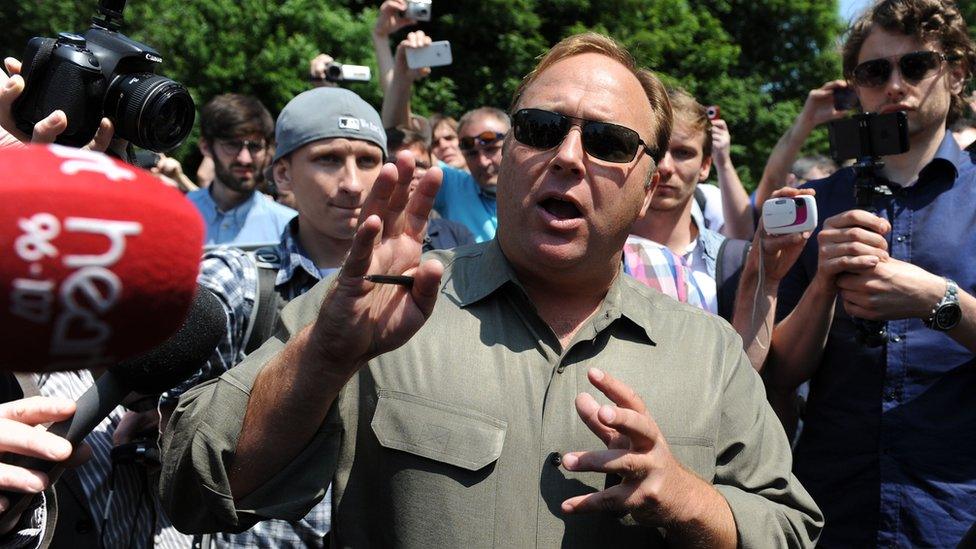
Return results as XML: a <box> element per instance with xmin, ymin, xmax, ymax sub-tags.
<box><xmin>843</xmin><ymin>0</ymin><xmax>976</xmax><ymax>124</ymax></box>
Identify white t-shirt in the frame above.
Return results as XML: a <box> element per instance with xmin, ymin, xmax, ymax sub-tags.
<box><xmin>682</xmin><ymin>237</ymin><xmax>718</xmax><ymax>314</ymax></box>
<box><xmin>691</xmin><ymin>183</ymin><xmax>725</xmax><ymax>234</ymax></box>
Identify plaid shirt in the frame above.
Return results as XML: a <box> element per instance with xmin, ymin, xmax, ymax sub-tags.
<box><xmin>622</xmin><ymin>235</ymin><xmax>708</xmax><ymax>312</ymax></box>
<box><xmin>164</xmin><ymin>219</ymin><xmax>333</xmax><ymax>548</ymax></box>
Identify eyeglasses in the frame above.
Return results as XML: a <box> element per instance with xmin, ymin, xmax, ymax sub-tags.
<box><xmin>215</xmin><ymin>138</ymin><xmax>268</xmax><ymax>157</ymax></box>
<box><xmin>851</xmin><ymin>50</ymin><xmax>957</xmax><ymax>88</ymax></box>
<box><xmin>459</xmin><ymin>131</ymin><xmax>506</xmax><ymax>151</ymax></box>
<box><xmin>512</xmin><ymin>108</ymin><xmax>655</xmax><ymax>163</ymax></box>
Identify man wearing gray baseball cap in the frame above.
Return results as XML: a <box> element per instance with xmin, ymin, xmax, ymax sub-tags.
<box><xmin>162</xmin><ymin>86</ymin><xmax>391</xmax><ymax>548</ymax></box>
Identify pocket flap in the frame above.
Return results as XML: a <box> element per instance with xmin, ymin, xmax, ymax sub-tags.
<box><xmin>371</xmin><ymin>390</ymin><xmax>507</xmax><ymax>471</ymax></box>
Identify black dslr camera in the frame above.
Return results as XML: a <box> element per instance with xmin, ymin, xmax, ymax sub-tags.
<box><xmin>13</xmin><ymin>0</ymin><xmax>194</xmax><ymax>152</ymax></box>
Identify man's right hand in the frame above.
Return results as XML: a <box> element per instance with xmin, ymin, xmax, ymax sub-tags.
<box><xmin>797</xmin><ymin>79</ymin><xmax>852</xmax><ymax>132</ymax></box>
<box><xmin>812</xmin><ymin>209</ymin><xmax>890</xmax><ymax>293</ymax></box>
<box><xmin>394</xmin><ymin>31</ymin><xmax>433</xmax><ymax>82</ymax></box>
<box><xmin>0</xmin><ymin>57</ymin><xmax>114</xmax><ymax>151</ymax></box>
<box><xmin>306</xmin><ymin>150</ymin><xmax>444</xmax><ymax>379</ymax></box>
<box><xmin>0</xmin><ymin>396</ymin><xmax>90</xmax><ymax>534</ymax></box>
<box><xmin>373</xmin><ymin>0</ymin><xmax>415</xmax><ymax>39</ymax></box>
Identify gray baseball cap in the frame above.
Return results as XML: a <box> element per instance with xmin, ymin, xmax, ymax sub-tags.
<box><xmin>272</xmin><ymin>87</ymin><xmax>387</xmax><ymax>164</ymax></box>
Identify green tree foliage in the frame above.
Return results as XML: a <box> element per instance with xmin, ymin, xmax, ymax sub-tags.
<box><xmin>1</xmin><ymin>0</ymin><xmax>845</xmax><ymax>188</ymax></box>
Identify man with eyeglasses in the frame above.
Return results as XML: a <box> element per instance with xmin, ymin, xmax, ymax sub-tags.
<box><xmin>186</xmin><ymin>94</ymin><xmax>296</xmax><ymax>248</ymax></box>
<box><xmin>160</xmin><ymin>32</ymin><xmax>821</xmax><ymax>547</ymax></box>
<box><xmin>432</xmin><ymin>107</ymin><xmax>509</xmax><ymax>242</ymax></box>
<box><xmin>765</xmin><ymin>0</ymin><xmax>976</xmax><ymax>545</ymax></box>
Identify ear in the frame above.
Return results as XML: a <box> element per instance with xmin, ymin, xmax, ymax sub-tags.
<box><xmin>199</xmin><ymin>138</ymin><xmax>213</xmax><ymax>159</ymax></box>
<box><xmin>273</xmin><ymin>159</ymin><xmax>292</xmax><ymax>192</ymax></box>
<box><xmin>638</xmin><ymin>170</ymin><xmax>660</xmax><ymax>218</ymax></box>
<box><xmin>698</xmin><ymin>155</ymin><xmax>713</xmax><ymax>182</ymax></box>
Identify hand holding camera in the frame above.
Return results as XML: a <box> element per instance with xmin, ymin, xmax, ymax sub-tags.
<box><xmin>395</xmin><ymin>31</ymin><xmax>437</xmax><ymax>80</ymax></box>
<box><xmin>374</xmin><ymin>0</ymin><xmax>418</xmax><ymax>39</ymax></box>
<box><xmin>798</xmin><ymin>80</ymin><xmax>854</xmax><ymax>133</ymax></box>
<box><xmin>0</xmin><ymin>57</ymin><xmax>114</xmax><ymax>151</ymax></box>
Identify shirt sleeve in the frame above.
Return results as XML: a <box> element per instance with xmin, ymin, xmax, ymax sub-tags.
<box><xmin>435</xmin><ymin>166</ymin><xmax>464</xmax><ymax>216</ymax></box>
<box><xmin>159</xmin><ymin>283</ymin><xmax>342</xmax><ymax>535</ymax></box>
<box><xmin>712</xmin><ymin>329</ymin><xmax>823</xmax><ymax>547</ymax></box>
<box><xmin>0</xmin><ymin>491</ymin><xmax>51</xmax><ymax>549</ymax></box>
<box><xmin>159</xmin><ymin>248</ymin><xmax>258</xmax><ymax>407</ymax></box>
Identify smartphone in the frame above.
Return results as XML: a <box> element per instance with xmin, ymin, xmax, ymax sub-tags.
<box><xmin>828</xmin><ymin>111</ymin><xmax>909</xmax><ymax>161</ymax></box>
<box><xmin>706</xmin><ymin>105</ymin><xmax>720</xmax><ymax>120</ymax></box>
<box><xmin>133</xmin><ymin>149</ymin><xmax>160</xmax><ymax>170</ymax></box>
<box><xmin>833</xmin><ymin>87</ymin><xmax>857</xmax><ymax>111</ymax></box>
<box><xmin>763</xmin><ymin>195</ymin><xmax>818</xmax><ymax>235</ymax></box>
<box><xmin>406</xmin><ymin>40</ymin><xmax>452</xmax><ymax>70</ymax></box>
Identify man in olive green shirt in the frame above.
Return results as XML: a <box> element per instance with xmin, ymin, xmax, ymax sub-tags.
<box><xmin>160</xmin><ymin>33</ymin><xmax>822</xmax><ymax>547</ymax></box>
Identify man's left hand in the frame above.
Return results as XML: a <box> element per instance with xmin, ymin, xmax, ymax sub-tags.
<box><xmin>710</xmin><ymin>119</ymin><xmax>732</xmax><ymax>164</ymax></box>
<box><xmin>836</xmin><ymin>258</ymin><xmax>945</xmax><ymax>321</ymax></box>
<box><xmin>561</xmin><ymin>368</ymin><xmax>734</xmax><ymax>544</ymax></box>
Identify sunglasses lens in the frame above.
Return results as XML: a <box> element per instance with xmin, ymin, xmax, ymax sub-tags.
<box><xmin>853</xmin><ymin>59</ymin><xmax>891</xmax><ymax>87</ymax></box>
<box><xmin>900</xmin><ymin>51</ymin><xmax>940</xmax><ymax>81</ymax></box>
<box><xmin>582</xmin><ymin>123</ymin><xmax>639</xmax><ymax>163</ymax></box>
<box><xmin>514</xmin><ymin>109</ymin><xmax>568</xmax><ymax>150</ymax></box>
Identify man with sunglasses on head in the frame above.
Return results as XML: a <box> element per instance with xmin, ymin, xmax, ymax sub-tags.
<box><xmin>160</xmin><ymin>32</ymin><xmax>821</xmax><ymax>547</ymax></box>
<box><xmin>432</xmin><ymin>107</ymin><xmax>509</xmax><ymax>242</ymax></box>
<box><xmin>765</xmin><ymin>0</ymin><xmax>976</xmax><ymax>546</ymax></box>
<box><xmin>186</xmin><ymin>94</ymin><xmax>296</xmax><ymax>248</ymax></box>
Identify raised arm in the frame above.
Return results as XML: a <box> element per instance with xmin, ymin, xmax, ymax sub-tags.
<box><xmin>380</xmin><ymin>31</ymin><xmax>431</xmax><ymax>129</ymax></box>
<box><xmin>710</xmin><ymin>118</ymin><xmax>755</xmax><ymax>239</ymax></box>
<box><xmin>754</xmin><ymin>80</ymin><xmax>850</xmax><ymax>207</ymax></box>
<box><xmin>732</xmin><ymin>187</ymin><xmax>814</xmax><ymax>371</ymax></box>
<box><xmin>372</xmin><ymin>0</ymin><xmax>414</xmax><ymax>94</ymax></box>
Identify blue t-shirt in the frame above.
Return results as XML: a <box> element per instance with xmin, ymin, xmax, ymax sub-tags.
<box><xmin>777</xmin><ymin>133</ymin><xmax>976</xmax><ymax>547</ymax></box>
<box><xmin>433</xmin><ymin>167</ymin><xmax>497</xmax><ymax>243</ymax></box>
<box><xmin>187</xmin><ymin>187</ymin><xmax>296</xmax><ymax>248</ymax></box>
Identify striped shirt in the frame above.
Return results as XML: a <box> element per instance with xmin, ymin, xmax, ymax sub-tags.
<box><xmin>622</xmin><ymin>235</ymin><xmax>709</xmax><ymax>312</ymax></box>
<box><xmin>33</xmin><ymin>371</ymin><xmax>190</xmax><ymax>549</ymax></box>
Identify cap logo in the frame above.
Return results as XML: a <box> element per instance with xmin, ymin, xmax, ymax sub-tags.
<box><xmin>338</xmin><ymin>117</ymin><xmax>361</xmax><ymax>131</ymax></box>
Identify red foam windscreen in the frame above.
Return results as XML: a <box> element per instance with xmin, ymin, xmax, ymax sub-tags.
<box><xmin>0</xmin><ymin>144</ymin><xmax>204</xmax><ymax>372</ymax></box>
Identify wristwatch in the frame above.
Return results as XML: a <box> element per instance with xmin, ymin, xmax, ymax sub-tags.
<box><xmin>923</xmin><ymin>277</ymin><xmax>962</xmax><ymax>331</ymax></box>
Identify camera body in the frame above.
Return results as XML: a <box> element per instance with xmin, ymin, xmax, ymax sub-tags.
<box><xmin>325</xmin><ymin>62</ymin><xmax>372</xmax><ymax>83</ymax></box>
<box><xmin>706</xmin><ymin>105</ymin><xmax>720</xmax><ymax>120</ymax></box>
<box><xmin>13</xmin><ymin>4</ymin><xmax>195</xmax><ymax>152</ymax></box>
<box><xmin>762</xmin><ymin>195</ymin><xmax>818</xmax><ymax>235</ymax></box>
<box><xmin>404</xmin><ymin>0</ymin><xmax>433</xmax><ymax>21</ymax></box>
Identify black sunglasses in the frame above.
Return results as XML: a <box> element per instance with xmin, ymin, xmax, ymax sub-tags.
<box><xmin>512</xmin><ymin>108</ymin><xmax>655</xmax><ymax>163</ymax></box>
<box><xmin>851</xmin><ymin>50</ymin><xmax>957</xmax><ymax>88</ymax></box>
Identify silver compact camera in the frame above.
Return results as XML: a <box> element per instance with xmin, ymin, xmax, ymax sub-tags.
<box><xmin>404</xmin><ymin>0</ymin><xmax>432</xmax><ymax>21</ymax></box>
<box><xmin>325</xmin><ymin>62</ymin><xmax>371</xmax><ymax>83</ymax></box>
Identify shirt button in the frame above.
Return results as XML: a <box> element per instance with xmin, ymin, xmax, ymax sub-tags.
<box><xmin>895</xmin><ymin>235</ymin><xmax>906</xmax><ymax>243</ymax></box>
<box><xmin>884</xmin><ymin>389</ymin><xmax>896</xmax><ymax>401</ymax></box>
<box><xmin>548</xmin><ymin>452</ymin><xmax>562</xmax><ymax>466</ymax></box>
<box><xmin>891</xmin><ymin>335</ymin><xmax>902</xmax><ymax>343</ymax></box>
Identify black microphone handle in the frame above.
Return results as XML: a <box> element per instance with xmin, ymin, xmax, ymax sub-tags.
<box><xmin>0</xmin><ymin>371</ymin><xmax>131</xmax><ymax>533</ymax></box>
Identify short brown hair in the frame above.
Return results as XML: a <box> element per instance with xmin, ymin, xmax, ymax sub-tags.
<box><xmin>511</xmin><ymin>32</ymin><xmax>672</xmax><ymax>164</ymax></box>
<box><xmin>200</xmin><ymin>94</ymin><xmax>274</xmax><ymax>142</ymax></box>
<box><xmin>457</xmin><ymin>107</ymin><xmax>511</xmax><ymax>136</ymax></box>
<box><xmin>843</xmin><ymin>0</ymin><xmax>976</xmax><ymax>124</ymax></box>
<box><xmin>386</xmin><ymin>126</ymin><xmax>430</xmax><ymax>156</ymax></box>
<box><xmin>667</xmin><ymin>87</ymin><xmax>712</xmax><ymax>159</ymax></box>
<box><xmin>430</xmin><ymin>114</ymin><xmax>458</xmax><ymax>136</ymax></box>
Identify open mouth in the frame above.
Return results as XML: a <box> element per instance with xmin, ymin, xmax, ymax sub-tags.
<box><xmin>539</xmin><ymin>197</ymin><xmax>582</xmax><ymax>220</ymax></box>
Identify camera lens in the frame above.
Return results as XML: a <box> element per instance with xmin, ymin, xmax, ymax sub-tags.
<box><xmin>105</xmin><ymin>73</ymin><xmax>195</xmax><ymax>152</ymax></box>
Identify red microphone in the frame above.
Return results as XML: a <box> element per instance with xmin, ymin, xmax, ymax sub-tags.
<box><xmin>0</xmin><ymin>144</ymin><xmax>204</xmax><ymax>372</ymax></box>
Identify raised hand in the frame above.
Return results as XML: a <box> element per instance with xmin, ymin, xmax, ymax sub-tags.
<box><xmin>798</xmin><ymin>79</ymin><xmax>853</xmax><ymax>130</ymax></box>
<box><xmin>374</xmin><ymin>0</ymin><xmax>415</xmax><ymax>39</ymax></box>
<box><xmin>0</xmin><ymin>57</ymin><xmax>114</xmax><ymax>151</ymax></box>
<box><xmin>758</xmin><ymin>187</ymin><xmax>816</xmax><ymax>282</ymax></box>
<box><xmin>561</xmin><ymin>369</ymin><xmax>734</xmax><ymax>544</ymax></box>
<box><xmin>307</xmin><ymin>150</ymin><xmax>444</xmax><ymax>376</ymax></box>
<box><xmin>394</xmin><ymin>31</ymin><xmax>433</xmax><ymax>82</ymax></box>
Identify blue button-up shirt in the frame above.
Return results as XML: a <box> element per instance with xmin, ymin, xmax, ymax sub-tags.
<box><xmin>186</xmin><ymin>186</ymin><xmax>296</xmax><ymax>247</ymax></box>
<box><xmin>777</xmin><ymin>133</ymin><xmax>976</xmax><ymax>547</ymax></box>
<box><xmin>434</xmin><ymin>166</ymin><xmax>497</xmax><ymax>243</ymax></box>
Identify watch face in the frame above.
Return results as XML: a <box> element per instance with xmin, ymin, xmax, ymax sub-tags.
<box><xmin>936</xmin><ymin>304</ymin><xmax>962</xmax><ymax>330</ymax></box>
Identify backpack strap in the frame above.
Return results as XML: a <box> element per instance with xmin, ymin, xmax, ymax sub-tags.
<box><xmin>715</xmin><ymin>238</ymin><xmax>751</xmax><ymax>322</ymax></box>
<box><xmin>694</xmin><ymin>186</ymin><xmax>708</xmax><ymax>228</ymax></box>
<box><xmin>243</xmin><ymin>247</ymin><xmax>285</xmax><ymax>355</ymax></box>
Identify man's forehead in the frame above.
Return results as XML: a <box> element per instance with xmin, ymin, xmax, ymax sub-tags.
<box><xmin>520</xmin><ymin>53</ymin><xmax>649</xmax><ymax>117</ymax></box>
<box><xmin>858</xmin><ymin>28</ymin><xmax>932</xmax><ymax>61</ymax></box>
<box><xmin>302</xmin><ymin>137</ymin><xmax>383</xmax><ymax>155</ymax></box>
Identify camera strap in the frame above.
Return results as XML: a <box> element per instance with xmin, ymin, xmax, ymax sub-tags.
<box><xmin>19</xmin><ymin>38</ymin><xmax>57</xmax><ymax>93</ymax></box>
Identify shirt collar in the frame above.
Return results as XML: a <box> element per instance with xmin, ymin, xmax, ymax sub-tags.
<box><xmin>913</xmin><ymin>131</ymin><xmax>961</xmax><ymax>187</ymax></box>
<box><xmin>274</xmin><ymin>218</ymin><xmax>324</xmax><ymax>288</ymax></box>
<box><xmin>443</xmin><ymin>240</ymin><xmax>656</xmax><ymax>344</ymax></box>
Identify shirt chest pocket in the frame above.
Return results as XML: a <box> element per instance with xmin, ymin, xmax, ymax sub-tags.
<box><xmin>368</xmin><ymin>390</ymin><xmax>507</xmax><ymax>546</ymax></box>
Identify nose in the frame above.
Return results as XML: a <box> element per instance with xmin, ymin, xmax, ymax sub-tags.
<box><xmin>236</xmin><ymin>146</ymin><xmax>255</xmax><ymax>165</ymax></box>
<box><xmin>657</xmin><ymin>150</ymin><xmax>675</xmax><ymax>180</ymax></box>
<box><xmin>884</xmin><ymin>64</ymin><xmax>907</xmax><ymax>100</ymax></box>
<box><xmin>339</xmin><ymin>156</ymin><xmax>365</xmax><ymax>195</ymax></box>
<box><xmin>551</xmin><ymin>126</ymin><xmax>585</xmax><ymax>177</ymax></box>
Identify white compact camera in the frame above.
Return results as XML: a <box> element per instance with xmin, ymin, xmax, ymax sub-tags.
<box><xmin>762</xmin><ymin>195</ymin><xmax>818</xmax><ymax>235</ymax></box>
<box><xmin>404</xmin><ymin>0</ymin><xmax>432</xmax><ymax>21</ymax></box>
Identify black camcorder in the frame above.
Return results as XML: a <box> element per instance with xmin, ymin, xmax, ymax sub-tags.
<box><xmin>13</xmin><ymin>0</ymin><xmax>195</xmax><ymax>152</ymax></box>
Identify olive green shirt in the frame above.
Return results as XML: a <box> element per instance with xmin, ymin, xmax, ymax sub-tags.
<box><xmin>161</xmin><ymin>240</ymin><xmax>822</xmax><ymax>547</ymax></box>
